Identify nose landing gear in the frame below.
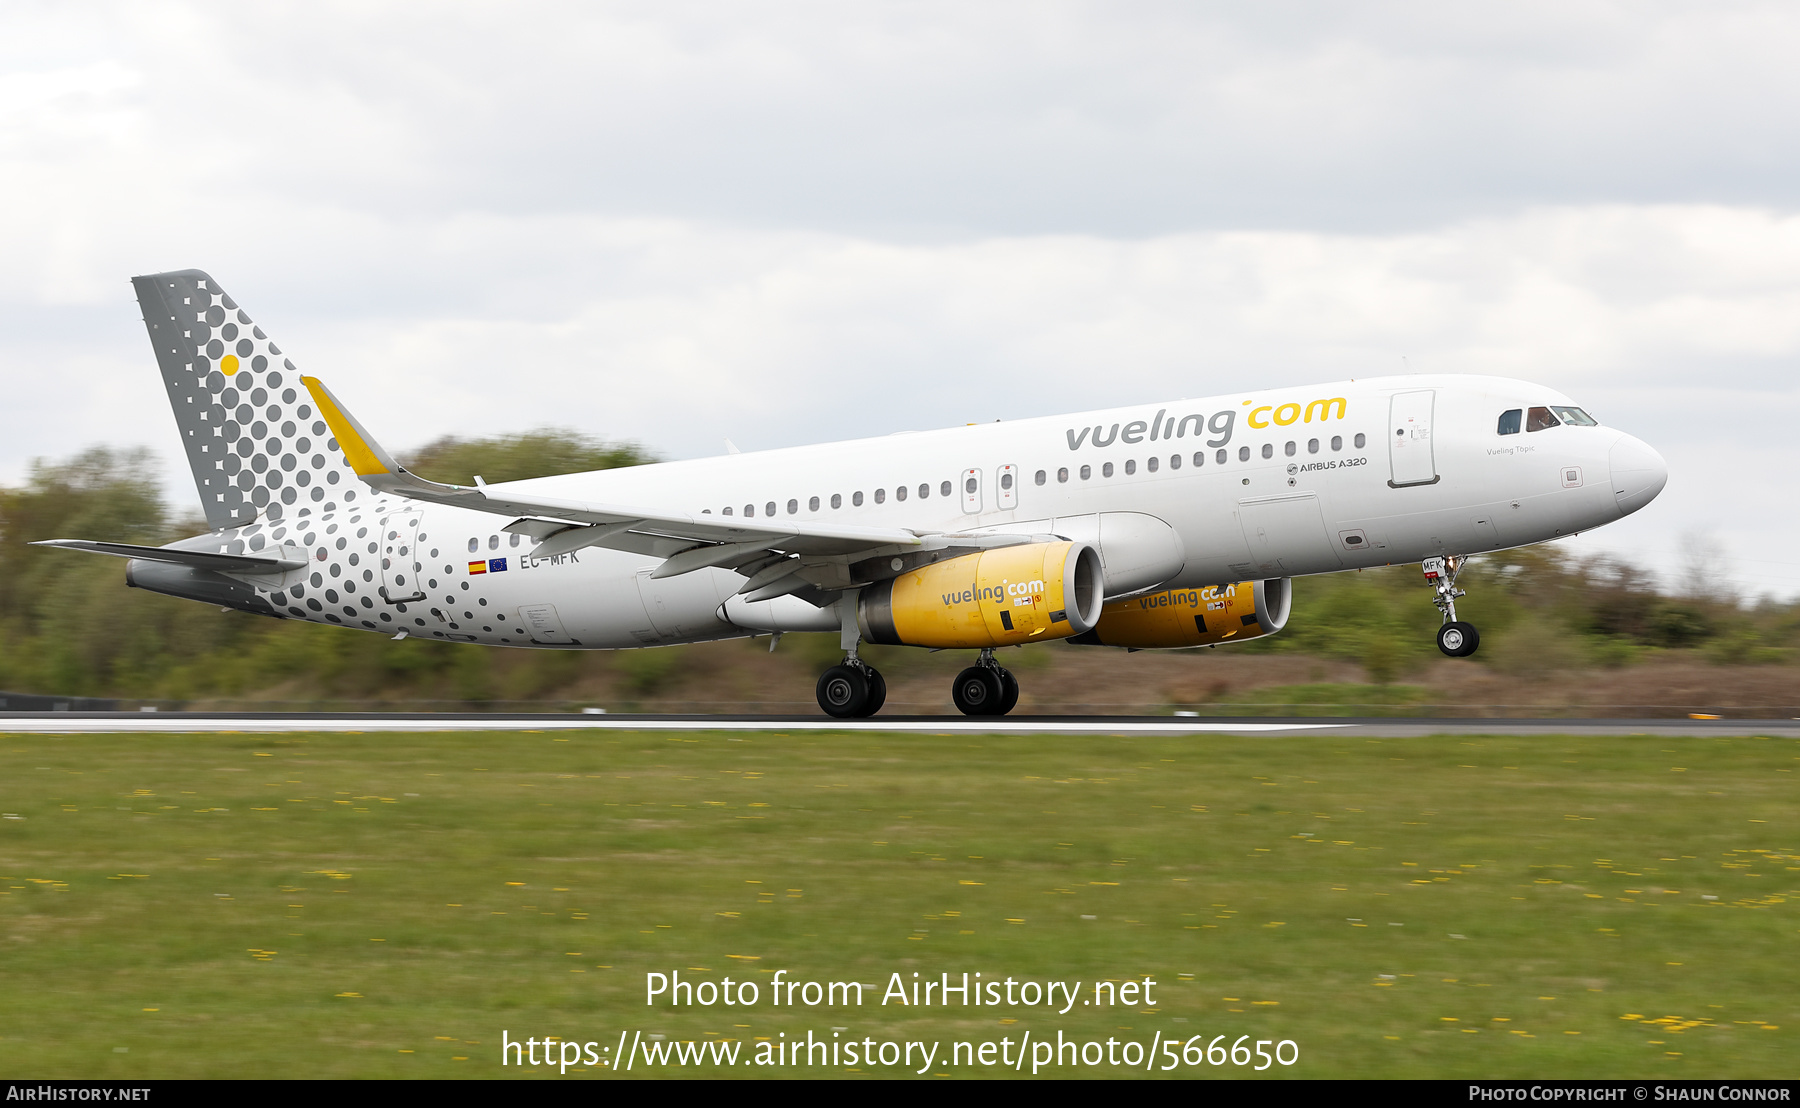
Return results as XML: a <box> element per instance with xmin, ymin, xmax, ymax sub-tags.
<box><xmin>1423</xmin><ymin>555</ymin><xmax>1480</xmax><ymax>658</ymax></box>
<box><xmin>952</xmin><ymin>649</ymin><xmax>1019</xmax><ymax>716</ymax></box>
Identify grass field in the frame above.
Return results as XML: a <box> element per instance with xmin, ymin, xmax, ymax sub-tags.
<box><xmin>0</xmin><ymin>726</ymin><xmax>1795</xmax><ymax>1079</ymax></box>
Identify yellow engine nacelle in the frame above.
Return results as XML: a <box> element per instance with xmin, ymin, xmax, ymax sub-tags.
<box><xmin>1067</xmin><ymin>578</ymin><xmax>1292</xmax><ymax>648</ymax></box>
<box><xmin>859</xmin><ymin>541</ymin><xmax>1104</xmax><ymax>649</ymax></box>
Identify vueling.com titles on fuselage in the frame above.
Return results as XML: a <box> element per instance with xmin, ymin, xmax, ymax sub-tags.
<box><xmin>1063</xmin><ymin>397</ymin><xmax>1348</xmax><ymax>452</ymax></box>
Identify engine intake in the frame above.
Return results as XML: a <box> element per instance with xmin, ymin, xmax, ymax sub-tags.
<box><xmin>1067</xmin><ymin>578</ymin><xmax>1291</xmax><ymax>648</ymax></box>
<box><xmin>859</xmin><ymin>541</ymin><xmax>1103</xmax><ymax>649</ymax></box>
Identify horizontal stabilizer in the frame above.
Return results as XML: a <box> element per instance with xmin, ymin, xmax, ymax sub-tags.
<box><xmin>31</xmin><ymin>539</ymin><xmax>304</xmax><ymax>575</ymax></box>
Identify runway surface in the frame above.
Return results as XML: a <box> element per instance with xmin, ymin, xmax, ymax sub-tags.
<box><xmin>2</xmin><ymin>712</ymin><xmax>1797</xmax><ymax>737</ymax></box>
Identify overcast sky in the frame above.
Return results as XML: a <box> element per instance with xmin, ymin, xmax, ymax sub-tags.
<box><xmin>5</xmin><ymin>2</ymin><xmax>1799</xmax><ymax>596</ymax></box>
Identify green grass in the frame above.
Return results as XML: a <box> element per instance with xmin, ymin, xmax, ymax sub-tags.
<box><xmin>0</xmin><ymin>728</ymin><xmax>1795</xmax><ymax>1079</ymax></box>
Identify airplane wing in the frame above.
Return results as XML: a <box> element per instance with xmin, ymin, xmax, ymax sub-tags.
<box><xmin>303</xmin><ymin>377</ymin><xmax>1034</xmax><ymax>602</ymax></box>
<box><xmin>31</xmin><ymin>539</ymin><xmax>305</xmax><ymax>575</ymax></box>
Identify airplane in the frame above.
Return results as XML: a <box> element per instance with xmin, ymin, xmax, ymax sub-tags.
<box><xmin>36</xmin><ymin>269</ymin><xmax>1668</xmax><ymax>717</ymax></box>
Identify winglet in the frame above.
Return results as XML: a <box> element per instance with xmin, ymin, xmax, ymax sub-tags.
<box><xmin>300</xmin><ymin>376</ymin><xmax>400</xmax><ymax>478</ymax></box>
<box><xmin>298</xmin><ymin>375</ymin><xmax>489</xmax><ymax>509</ymax></box>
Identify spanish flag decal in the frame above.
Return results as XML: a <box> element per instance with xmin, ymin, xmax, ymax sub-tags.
<box><xmin>468</xmin><ymin>561</ymin><xmax>487</xmax><ymax>575</ymax></box>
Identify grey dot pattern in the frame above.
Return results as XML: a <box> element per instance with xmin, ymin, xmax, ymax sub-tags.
<box><xmin>139</xmin><ymin>271</ymin><xmax>362</xmax><ymax>528</ymax></box>
<box><xmin>140</xmin><ymin>273</ymin><xmax>532</xmax><ymax>644</ymax></box>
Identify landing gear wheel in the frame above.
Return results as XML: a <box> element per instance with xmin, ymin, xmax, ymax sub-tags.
<box><xmin>952</xmin><ymin>666</ymin><xmax>1005</xmax><ymax>716</ymax></box>
<box><xmin>816</xmin><ymin>664</ymin><xmax>871</xmax><ymax>718</ymax></box>
<box><xmin>862</xmin><ymin>667</ymin><xmax>887</xmax><ymax>717</ymax></box>
<box><xmin>993</xmin><ymin>667</ymin><xmax>1019</xmax><ymax>716</ymax></box>
<box><xmin>1437</xmin><ymin>621</ymin><xmax>1480</xmax><ymax>658</ymax></box>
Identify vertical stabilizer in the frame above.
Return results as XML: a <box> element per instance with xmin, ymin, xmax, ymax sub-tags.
<box><xmin>132</xmin><ymin>270</ymin><xmax>363</xmax><ymax>529</ymax></box>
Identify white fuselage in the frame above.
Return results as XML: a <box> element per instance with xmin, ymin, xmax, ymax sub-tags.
<box><xmin>185</xmin><ymin>374</ymin><xmax>1664</xmax><ymax>650</ymax></box>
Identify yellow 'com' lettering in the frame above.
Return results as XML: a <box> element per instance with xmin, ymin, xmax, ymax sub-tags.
<box><xmin>1305</xmin><ymin>397</ymin><xmax>1347</xmax><ymax>423</ymax></box>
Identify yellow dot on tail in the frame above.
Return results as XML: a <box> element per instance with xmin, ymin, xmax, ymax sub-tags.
<box><xmin>221</xmin><ymin>354</ymin><xmax>240</xmax><ymax>374</ymax></box>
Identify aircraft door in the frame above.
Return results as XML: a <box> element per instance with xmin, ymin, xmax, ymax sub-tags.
<box><xmin>1237</xmin><ymin>493</ymin><xmax>1343</xmax><ymax>575</ymax></box>
<box><xmin>996</xmin><ymin>465</ymin><xmax>1018</xmax><ymax>510</ymax></box>
<box><xmin>1387</xmin><ymin>390</ymin><xmax>1438</xmax><ymax>487</ymax></box>
<box><xmin>961</xmin><ymin>468</ymin><xmax>982</xmax><ymax>513</ymax></box>
<box><xmin>379</xmin><ymin>510</ymin><xmax>425</xmax><ymax>602</ymax></box>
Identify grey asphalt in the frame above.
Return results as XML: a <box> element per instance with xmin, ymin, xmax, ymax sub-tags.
<box><xmin>0</xmin><ymin>712</ymin><xmax>1795</xmax><ymax>737</ymax></box>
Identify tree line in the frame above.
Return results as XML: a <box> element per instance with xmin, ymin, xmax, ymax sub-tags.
<box><xmin>0</xmin><ymin>433</ymin><xmax>1791</xmax><ymax>703</ymax></box>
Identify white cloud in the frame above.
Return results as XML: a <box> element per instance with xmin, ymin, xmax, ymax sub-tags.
<box><xmin>3</xmin><ymin>4</ymin><xmax>1800</xmax><ymax>595</ymax></box>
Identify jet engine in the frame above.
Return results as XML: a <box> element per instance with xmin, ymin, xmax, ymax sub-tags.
<box><xmin>858</xmin><ymin>541</ymin><xmax>1104</xmax><ymax>649</ymax></box>
<box><xmin>1067</xmin><ymin>578</ymin><xmax>1291</xmax><ymax>648</ymax></box>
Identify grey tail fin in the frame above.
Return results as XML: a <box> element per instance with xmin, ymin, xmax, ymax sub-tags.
<box><xmin>132</xmin><ymin>270</ymin><xmax>362</xmax><ymax>529</ymax></box>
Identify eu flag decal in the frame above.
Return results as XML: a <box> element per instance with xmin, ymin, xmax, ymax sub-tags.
<box><xmin>488</xmin><ymin>558</ymin><xmax>508</xmax><ymax>573</ymax></box>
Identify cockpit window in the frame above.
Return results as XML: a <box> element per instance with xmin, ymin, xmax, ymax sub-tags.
<box><xmin>1549</xmin><ymin>405</ymin><xmax>1598</xmax><ymax>427</ymax></box>
<box><xmin>1497</xmin><ymin>409</ymin><xmax>1521</xmax><ymax>435</ymax></box>
<box><xmin>1525</xmin><ymin>406</ymin><xmax>1560</xmax><ymax>432</ymax></box>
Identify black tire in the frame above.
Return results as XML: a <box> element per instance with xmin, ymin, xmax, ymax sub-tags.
<box><xmin>1437</xmin><ymin>621</ymin><xmax>1480</xmax><ymax>658</ymax></box>
<box><xmin>952</xmin><ymin>666</ymin><xmax>1005</xmax><ymax>716</ymax></box>
<box><xmin>816</xmin><ymin>664</ymin><xmax>870</xmax><ymax>718</ymax></box>
<box><xmin>861</xmin><ymin>667</ymin><xmax>887</xmax><ymax>717</ymax></box>
<box><xmin>994</xmin><ymin>666</ymin><xmax>1019</xmax><ymax>716</ymax></box>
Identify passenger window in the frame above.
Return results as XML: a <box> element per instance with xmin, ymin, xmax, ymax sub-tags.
<box><xmin>723</xmin><ymin>506</ymin><xmax>733</xmax><ymax>516</ymax></box>
<box><xmin>1057</xmin><ymin>468</ymin><xmax>1069</xmax><ymax>483</ymax></box>
<box><xmin>830</xmin><ymin>494</ymin><xmax>841</xmax><ymax>509</ymax></box>
<box><xmin>1307</xmin><ymin>438</ymin><xmax>1319</xmax><ymax>454</ymax></box>
<box><xmin>1170</xmin><ymin>454</ymin><xmax>1181</xmax><ymax>470</ymax></box>
<box><xmin>874</xmin><ymin>489</ymin><xmax>886</xmax><ymax>504</ymax></box>
<box><xmin>488</xmin><ymin>534</ymin><xmax>499</xmax><ymax>550</ymax></box>
<box><xmin>1526</xmin><ymin>406</ymin><xmax>1560</xmax><ymax>432</ymax></box>
<box><xmin>1238</xmin><ymin>446</ymin><xmax>1250</xmax><ymax>462</ymax></box>
<box><xmin>1123</xmin><ymin>460</ymin><xmax>1135</xmax><ymax>475</ymax></box>
<box><xmin>852</xmin><ymin>492</ymin><xmax>863</xmax><ymax>506</ymax></box>
<box><xmin>467</xmin><ymin>537</ymin><xmax>478</xmax><ymax>553</ymax></box>
<box><xmin>1034</xmin><ymin>470</ymin><xmax>1046</xmax><ymax>486</ymax></box>
<box><xmin>1331</xmin><ymin>435</ymin><xmax>1342</xmax><ymax>451</ymax></box>
<box><xmin>1079</xmin><ymin>465</ymin><xmax>1091</xmax><ymax>480</ymax></box>
<box><xmin>964</xmin><ymin>477</ymin><xmax>977</xmax><ymax>494</ymax></box>
<box><xmin>787</xmin><ymin>499</ymin><xmax>799</xmax><ymax>514</ymax></box>
<box><xmin>941</xmin><ymin>481</ymin><xmax>952</xmax><ymax>496</ymax></box>
<box><xmin>744</xmin><ymin>504</ymin><xmax>755</xmax><ymax>517</ymax></box>
<box><xmin>895</xmin><ymin>486</ymin><xmax>907</xmax><ymax>501</ymax></box>
<box><xmin>1000</xmin><ymin>472</ymin><xmax>1013</xmax><ymax>490</ymax></box>
<box><xmin>1102</xmin><ymin>462</ymin><xmax>1114</xmax><ymax>477</ymax></box>
<box><xmin>1261</xmin><ymin>444</ymin><xmax>1273</xmax><ymax>459</ymax></box>
<box><xmin>1284</xmin><ymin>441</ymin><xmax>1296</xmax><ymax>457</ymax></box>
<box><xmin>809</xmin><ymin>496</ymin><xmax>820</xmax><ymax>511</ymax></box>
<box><xmin>1353</xmin><ymin>433</ymin><xmax>1366</xmax><ymax>448</ymax></box>
<box><xmin>1497</xmin><ymin>409</ymin><xmax>1522</xmax><ymax>435</ymax></box>
<box><xmin>1146</xmin><ymin>456</ymin><xmax>1158</xmax><ymax>473</ymax></box>
<box><xmin>1549</xmin><ymin>405</ymin><xmax>1598</xmax><ymax>427</ymax></box>
<box><xmin>766</xmin><ymin>501</ymin><xmax>777</xmax><ymax>516</ymax></box>
<box><xmin>918</xmin><ymin>483</ymin><xmax>930</xmax><ymax>498</ymax></box>
<box><xmin>510</xmin><ymin>533</ymin><xmax>520</xmax><ymax>547</ymax></box>
<box><xmin>1216</xmin><ymin>449</ymin><xmax>1227</xmax><ymax>464</ymax></box>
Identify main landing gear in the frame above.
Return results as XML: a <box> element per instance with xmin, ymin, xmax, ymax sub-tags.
<box><xmin>952</xmin><ymin>649</ymin><xmax>1019</xmax><ymax>717</ymax></box>
<box><xmin>813</xmin><ymin>647</ymin><xmax>1021</xmax><ymax>718</ymax></box>
<box><xmin>816</xmin><ymin>660</ymin><xmax>887</xmax><ymax>719</ymax></box>
<box><xmin>1423</xmin><ymin>555</ymin><xmax>1480</xmax><ymax>658</ymax></box>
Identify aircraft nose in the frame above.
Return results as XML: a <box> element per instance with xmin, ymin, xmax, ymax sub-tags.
<box><xmin>1609</xmin><ymin>433</ymin><xmax>1668</xmax><ymax>517</ymax></box>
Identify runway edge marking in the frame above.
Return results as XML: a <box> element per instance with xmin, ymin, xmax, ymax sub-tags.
<box><xmin>0</xmin><ymin>716</ymin><xmax>1346</xmax><ymax>735</ymax></box>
